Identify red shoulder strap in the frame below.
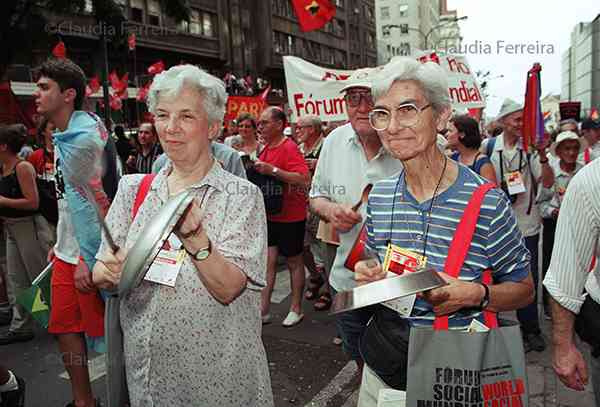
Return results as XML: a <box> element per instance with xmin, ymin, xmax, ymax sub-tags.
<box><xmin>434</xmin><ymin>183</ymin><xmax>498</xmax><ymax>330</ymax></box>
<box><xmin>132</xmin><ymin>174</ymin><xmax>156</xmax><ymax>220</ymax></box>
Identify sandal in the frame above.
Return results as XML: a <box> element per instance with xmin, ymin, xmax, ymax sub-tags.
<box><xmin>314</xmin><ymin>293</ymin><xmax>332</xmax><ymax>311</ymax></box>
<box><xmin>304</xmin><ymin>275</ymin><xmax>324</xmax><ymax>300</ymax></box>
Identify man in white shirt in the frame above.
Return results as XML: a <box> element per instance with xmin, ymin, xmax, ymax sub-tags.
<box><xmin>310</xmin><ymin>68</ymin><xmax>402</xmax><ymax>374</ymax></box>
<box><xmin>482</xmin><ymin>98</ymin><xmax>554</xmax><ymax>353</ymax></box>
<box><xmin>543</xmin><ymin>158</ymin><xmax>600</xmax><ymax>403</ymax></box>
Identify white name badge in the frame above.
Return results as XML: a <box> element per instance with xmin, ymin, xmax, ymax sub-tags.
<box><xmin>144</xmin><ymin>235</ymin><xmax>185</xmax><ymax>287</ymax></box>
<box><xmin>377</xmin><ymin>388</ymin><xmax>406</xmax><ymax>407</ymax></box>
<box><xmin>506</xmin><ymin>171</ymin><xmax>526</xmax><ymax>195</ymax></box>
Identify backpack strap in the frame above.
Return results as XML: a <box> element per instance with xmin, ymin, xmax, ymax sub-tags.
<box><xmin>485</xmin><ymin>137</ymin><xmax>496</xmax><ymax>158</ymax></box>
<box><xmin>131</xmin><ymin>174</ymin><xmax>156</xmax><ymax>220</ymax></box>
<box><xmin>434</xmin><ymin>183</ymin><xmax>498</xmax><ymax>331</ymax></box>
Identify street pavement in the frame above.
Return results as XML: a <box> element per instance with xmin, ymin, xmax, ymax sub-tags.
<box><xmin>1</xmin><ymin>265</ymin><xmax>598</xmax><ymax>406</ymax></box>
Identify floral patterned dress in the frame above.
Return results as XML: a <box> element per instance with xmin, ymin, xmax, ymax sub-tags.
<box><xmin>97</xmin><ymin>160</ymin><xmax>273</xmax><ymax>406</ymax></box>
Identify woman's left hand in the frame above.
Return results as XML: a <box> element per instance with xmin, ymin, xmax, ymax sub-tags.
<box><xmin>421</xmin><ymin>272</ymin><xmax>484</xmax><ymax>316</ymax></box>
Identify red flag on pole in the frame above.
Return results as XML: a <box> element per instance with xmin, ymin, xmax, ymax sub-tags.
<box><xmin>147</xmin><ymin>60</ymin><xmax>165</xmax><ymax>75</ymax></box>
<box><xmin>259</xmin><ymin>85</ymin><xmax>271</xmax><ymax>100</ymax></box>
<box><xmin>522</xmin><ymin>63</ymin><xmax>543</xmax><ymax>153</ymax></box>
<box><xmin>291</xmin><ymin>0</ymin><xmax>336</xmax><ymax>32</ymax></box>
<box><xmin>110</xmin><ymin>94</ymin><xmax>123</xmax><ymax>111</ymax></box>
<box><xmin>52</xmin><ymin>41</ymin><xmax>67</xmax><ymax>59</ymax></box>
<box><xmin>137</xmin><ymin>80</ymin><xmax>152</xmax><ymax>102</ymax></box>
<box><xmin>109</xmin><ymin>71</ymin><xmax>128</xmax><ymax>97</ymax></box>
<box><xmin>128</xmin><ymin>33</ymin><xmax>136</xmax><ymax>51</ymax></box>
<box><xmin>86</xmin><ymin>75</ymin><xmax>101</xmax><ymax>96</ymax></box>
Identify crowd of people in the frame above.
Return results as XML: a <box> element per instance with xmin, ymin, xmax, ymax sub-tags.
<box><xmin>0</xmin><ymin>54</ymin><xmax>599</xmax><ymax>407</ymax></box>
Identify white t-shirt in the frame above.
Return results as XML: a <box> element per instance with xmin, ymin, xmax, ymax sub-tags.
<box><xmin>483</xmin><ymin>133</ymin><xmax>542</xmax><ymax>237</ymax></box>
<box><xmin>53</xmin><ymin>153</ymin><xmax>80</xmax><ymax>265</ymax></box>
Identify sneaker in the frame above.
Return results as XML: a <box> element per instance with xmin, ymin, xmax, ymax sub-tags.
<box><xmin>282</xmin><ymin>311</ymin><xmax>304</xmax><ymax>327</ymax></box>
<box><xmin>0</xmin><ymin>375</ymin><xmax>25</xmax><ymax>407</ymax></box>
<box><xmin>0</xmin><ymin>331</ymin><xmax>34</xmax><ymax>346</ymax></box>
<box><xmin>261</xmin><ymin>313</ymin><xmax>272</xmax><ymax>325</ymax></box>
<box><xmin>525</xmin><ymin>333</ymin><xmax>546</xmax><ymax>353</ymax></box>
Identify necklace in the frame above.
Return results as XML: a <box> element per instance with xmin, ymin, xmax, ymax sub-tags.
<box><xmin>388</xmin><ymin>155</ymin><xmax>448</xmax><ymax>258</ymax></box>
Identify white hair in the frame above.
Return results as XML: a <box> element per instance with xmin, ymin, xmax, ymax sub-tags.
<box><xmin>371</xmin><ymin>57</ymin><xmax>451</xmax><ymax>114</ymax></box>
<box><xmin>147</xmin><ymin>64</ymin><xmax>228</xmax><ymax>125</ymax></box>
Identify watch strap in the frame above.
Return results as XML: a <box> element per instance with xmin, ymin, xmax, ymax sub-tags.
<box><xmin>184</xmin><ymin>238</ymin><xmax>211</xmax><ymax>260</ymax></box>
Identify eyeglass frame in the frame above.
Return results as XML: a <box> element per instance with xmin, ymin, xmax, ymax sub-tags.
<box><xmin>368</xmin><ymin>102</ymin><xmax>432</xmax><ymax>131</ymax></box>
<box><xmin>344</xmin><ymin>91</ymin><xmax>374</xmax><ymax>108</ymax></box>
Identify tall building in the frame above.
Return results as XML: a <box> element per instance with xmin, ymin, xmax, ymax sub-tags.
<box><xmin>437</xmin><ymin>0</ymin><xmax>462</xmax><ymax>52</ymax></box>
<box><xmin>561</xmin><ymin>14</ymin><xmax>600</xmax><ymax>115</ymax></box>
<box><xmin>3</xmin><ymin>0</ymin><xmax>377</xmax><ymax>126</ymax></box>
<box><xmin>375</xmin><ymin>0</ymin><xmax>441</xmax><ymax>64</ymax></box>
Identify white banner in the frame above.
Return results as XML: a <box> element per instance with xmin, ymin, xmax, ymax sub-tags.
<box><xmin>283</xmin><ymin>54</ymin><xmax>485</xmax><ymax>123</ymax></box>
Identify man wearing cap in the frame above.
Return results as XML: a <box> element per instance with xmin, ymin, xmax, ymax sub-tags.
<box><xmin>482</xmin><ymin>98</ymin><xmax>554</xmax><ymax>352</ymax></box>
<box><xmin>537</xmin><ymin>131</ymin><xmax>585</xmax><ymax>313</ymax></box>
<box><xmin>310</xmin><ymin>68</ymin><xmax>402</xmax><ymax>373</ymax></box>
<box><xmin>579</xmin><ymin>118</ymin><xmax>600</xmax><ymax>165</ymax></box>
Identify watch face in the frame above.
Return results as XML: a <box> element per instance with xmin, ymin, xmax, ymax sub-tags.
<box><xmin>195</xmin><ymin>250</ymin><xmax>210</xmax><ymax>261</ymax></box>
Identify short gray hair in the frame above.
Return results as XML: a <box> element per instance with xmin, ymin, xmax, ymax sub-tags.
<box><xmin>298</xmin><ymin>114</ymin><xmax>322</xmax><ymax>131</ymax></box>
<box><xmin>147</xmin><ymin>65</ymin><xmax>228</xmax><ymax>125</ymax></box>
<box><xmin>371</xmin><ymin>56</ymin><xmax>451</xmax><ymax>114</ymax></box>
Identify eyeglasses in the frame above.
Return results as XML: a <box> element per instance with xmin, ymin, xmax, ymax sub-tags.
<box><xmin>344</xmin><ymin>92</ymin><xmax>374</xmax><ymax>108</ymax></box>
<box><xmin>368</xmin><ymin>103</ymin><xmax>432</xmax><ymax>131</ymax></box>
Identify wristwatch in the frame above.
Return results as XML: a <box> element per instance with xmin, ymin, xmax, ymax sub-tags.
<box><xmin>272</xmin><ymin>167</ymin><xmax>279</xmax><ymax>175</ymax></box>
<box><xmin>184</xmin><ymin>238</ymin><xmax>212</xmax><ymax>261</ymax></box>
<box><xmin>478</xmin><ymin>283</ymin><xmax>490</xmax><ymax>310</ymax></box>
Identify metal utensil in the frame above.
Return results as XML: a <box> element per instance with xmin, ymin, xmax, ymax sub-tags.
<box><xmin>330</xmin><ymin>269</ymin><xmax>447</xmax><ymax>314</ymax></box>
<box><xmin>118</xmin><ymin>189</ymin><xmax>195</xmax><ymax>296</ymax></box>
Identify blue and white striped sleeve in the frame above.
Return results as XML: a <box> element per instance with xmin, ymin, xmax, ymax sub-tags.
<box><xmin>485</xmin><ymin>194</ymin><xmax>531</xmax><ymax>283</ymax></box>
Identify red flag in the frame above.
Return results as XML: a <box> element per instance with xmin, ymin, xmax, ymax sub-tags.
<box><xmin>147</xmin><ymin>60</ymin><xmax>165</xmax><ymax>75</ymax></box>
<box><xmin>591</xmin><ymin>107</ymin><xmax>599</xmax><ymax>121</ymax></box>
<box><xmin>136</xmin><ymin>80</ymin><xmax>152</xmax><ymax>102</ymax></box>
<box><xmin>52</xmin><ymin>41</ymin><xmax>67</xmax><ymax>58</ymax></box>
<box><xmin>110</xmin><ymin>94</ymin><xmax>123</xmax><ymax>111</ymax></box>
<box><xmin>88</xmin><ymin>76</ymin><xmax>101</xmax><ymax>94</ymax></box>
<box><xmin>291</xmin><ymin>0</ymin><xmax>336</xmax><ymax>32</ymax></box>
<box><xmin>128</xmin><ymin>33</ymin><xmax>136</xmax><ymax>51</ymax></box>
<box><xmin>522</xmin><ymin>63</ymin><xmax>543</xmax><ymax>153</ymax></box>
<box><xmin>259</xmin><ymin>85</ymin><xmax>271</xmax><ymax>100</ymax></box>
<box><xmin>109</xmin><ymin>71</ymin><xmax>128</xmax><ymax>97</ymax></box>
<box><xmin>467</xmin><ymin>108</ymin><xmax>483</xmax><ymax>122</ymax></box>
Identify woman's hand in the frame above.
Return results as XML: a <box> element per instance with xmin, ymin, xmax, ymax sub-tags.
<box><xmin>74</xmin><ymin>262</ymin><xmax>96</xmax><ymax>293</ymax></box>
<box><xmin>421</xmin><ymin>272</ymin><xmax>485</xmax><ymax>315</ymax></box>
<box><xmin>93</xmin><ymin>249</ymin><xmax>128</xmax><ymax>290</ymax></box>
<box><xmin>176</xmin><ymin>199</ymin><xmax>209</xmax><ymax>253</ymax></box>
<box><xmin>355</xmin><ymin>259</ymin><xmax>385</xmax><ymax>286</ymax></box>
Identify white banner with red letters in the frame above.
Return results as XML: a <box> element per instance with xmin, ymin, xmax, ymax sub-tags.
<box><xmin>283</xmin><ymin>54</ymin><xmax>485</xmax><ymax>123</ymax></box>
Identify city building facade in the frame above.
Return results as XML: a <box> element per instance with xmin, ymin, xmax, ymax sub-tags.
<box><xmin>561</xmin><ymin>14</ymin><xmax>600</xmax><ymax>115</ymax></box>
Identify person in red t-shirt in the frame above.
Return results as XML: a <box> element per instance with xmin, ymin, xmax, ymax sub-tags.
<box><xmin>254</xmin><ymin>107</ymin><xmax>310</xmax><ymax>327</ymax></box>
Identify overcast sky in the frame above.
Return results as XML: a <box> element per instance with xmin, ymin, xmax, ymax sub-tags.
<box><xmin>446</xmin><ymin>0</ymin><xmax>600</xmax><ymax>117</ymax></box>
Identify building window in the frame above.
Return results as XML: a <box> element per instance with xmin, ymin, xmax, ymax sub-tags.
<box><xmin>399</xmin><ymin>23</ymin><xmax>408</xmax><ymax>34</ymax></box>
<box><xmin>130</xmin><ymin>0</ymin><xmax>144</xmax><ymax>23</ymax></box>
<box><xmin>84</xmin><ymin>0</ymin><xmax>93</xmax><ymax>13</ymax></box>
<box><xmin>147</xmin><ymin>0</ymin><xmax>161</xmax><ymax>26</ymax></box>
<box><xmin>381</xmin><ymin>6</ymin><xmax>390</xmax><ymax>19</ymax></box>
<box><xmin>366</xmin><ymin>32</ymin><xmax>375</xmax><ymax>47</ymax></box>
<box><xmin>333</xmin><ymin>19</ymin><xmax>345</xmax><ymax>37</ymax></box>
<box><xmin>382</xmin><ymin>26</ymin><xmax>390</xmax><ymax>38</ymax></box>
<box><xmin>363</xmin><ymin>4</ymin><xmax>374</xmax><ymax>22</ymax></box>
<box><xmin>202</xmin><ymin>12</ymin><xmax>213</xmax><ymax>37</ymax></box>
<box><xmin>189</xmin><ymin>10</ymin><xmax>201</xmax><ymax>34</ymax></box>
<box><xmin>335</xmin><ymin>0</ymin><xmax>344</xmax><ymax>8</ymax></box>
<box><xmin>399</xmin><ymin>42</ymin><xmax>411</xmax><ymax>55</ymax></box>
<box><xmin>399</xmin><ymin>4</ymin><xmax>408</xmax><ymax>17</ymax></box>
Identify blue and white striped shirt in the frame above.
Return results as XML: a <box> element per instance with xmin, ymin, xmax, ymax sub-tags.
<box><xmin>366</xmin><ymin>164</ymin><xmax>531</xmax><ymax>329</ymax></box>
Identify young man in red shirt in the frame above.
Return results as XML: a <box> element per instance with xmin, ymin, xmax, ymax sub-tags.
<box><xmin>254</xmin><ymin>107</ymin><xmax>310</xmax><ymax>326</ymax></box>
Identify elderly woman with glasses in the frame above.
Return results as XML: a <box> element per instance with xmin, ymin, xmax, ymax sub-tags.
<box><xmin>353</xmin><ymin>57</ymin><xmax>534</xmax><ymax>405</ymax></box>
<box><xmin>92</xmin><ymin>65</ymin><xmax>273</xmax><ymax>406</ymax></box>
